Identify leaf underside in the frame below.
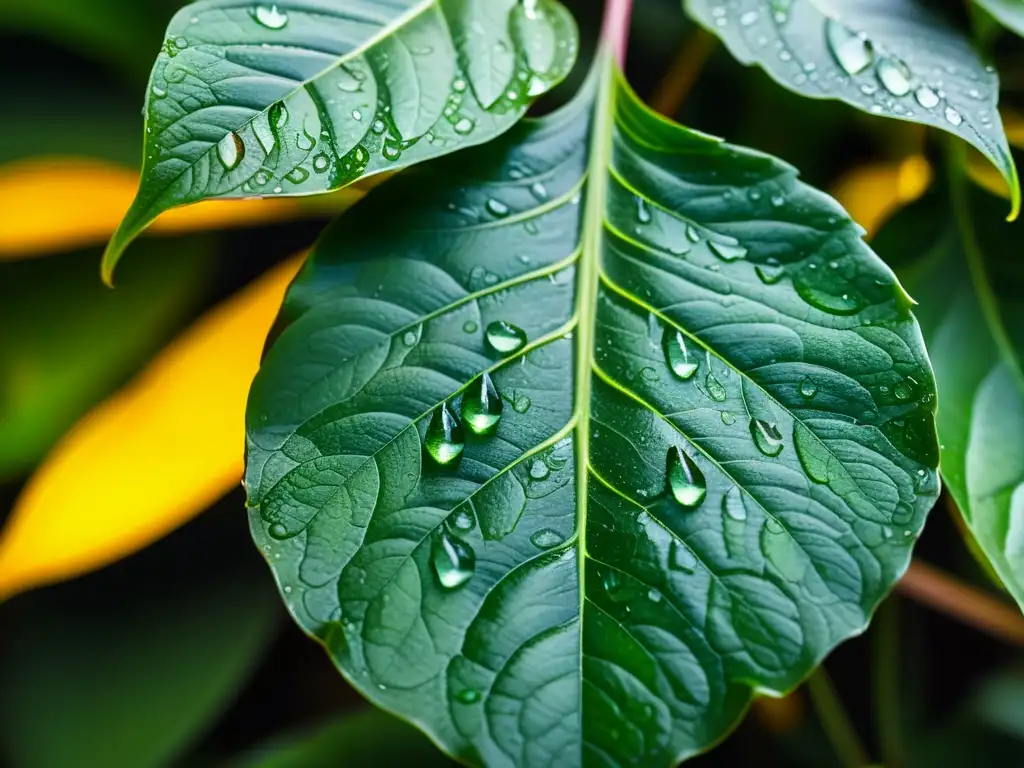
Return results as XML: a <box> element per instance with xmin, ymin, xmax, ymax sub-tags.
<box><xmin>245</xmin><ymin>58</ymin><xmax>940</xmax><ymax>767</ymax></box>
<box><xmin>686</xmin><ymin>0</ymin><xmax>1020</xmax><ymax>218</ymax></box>
<box><xmin>882</xmin><ymin>191</ymin><xmax>1024</xmax><ymax>611</ymax></box>
<box><xmin>102</xmin><ymin>0</ymin><xmax>577</xmax><ymax>280</ymax></box>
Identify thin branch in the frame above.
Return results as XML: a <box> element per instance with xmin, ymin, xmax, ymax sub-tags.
<box><xmin>897</xmin><ymin>559</ymin><xmax>1024</xmax><ymax>645</ymax></box>
<box><xmin>806</xmin><ymin>669</ymin><xmax>871</xmax><ymax>768</ymax></box>
<box><xmin>648</xmin><ymin>27</ymin><xmax>718</xmax><ymax>117</ymax></box>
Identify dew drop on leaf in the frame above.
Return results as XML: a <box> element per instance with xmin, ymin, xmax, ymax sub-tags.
<box><xmin>756</xmin><ymin>264</ymin><xmax>785</xmax><ymax>285</ymax></box>
<box><xmin>635</xmin><ymin>197</ymin><xmax>651</xmax><ymax>224</ymax></box>
<box><xmin>722</xmin><ymin>485</ymin><xmax>748</xmax><ymax>521</ymax></box>
<box><xmin>944</xmin><ymin>106</ymin><xmax>963</xmax><ymax>126</ymax></box>
<box><xmin>253</xmin><ymin>4</ymin><xmax>288</xmax><ymax>29</ymax></box>
<box><xmin>799</xmin><ymin>377</ymin><xmax>818</xmax><ymax>399</ymax></box>
<box><xmin>825</xmin><ymin>19</ymin><xmax>873</xmax><ymax>75</ymax></box>
<box><xmin>530</xmin><ymin>528</ymin><xmax>563</xmax><ymax>549</ymax></box>
<box><xmin>447</xmin><ymin>509</ymin><xmax>476</xmax><ymax>533</ymax></box>
<box><xmin>216</xmin><ymin>131</ymin><xmax>245</xmax><ymax>171</ymax></box>
<box><xmin>486</xmin><ymin>199</ymin><xmax>510</xmax><ymax>218</ymax></box>
<box><xmin>269</xmin><ymin>522</ymin><xmax>289</xmax><ymax>539</ymax></box>
<box><xmin>914</xmin><ymin>86</ymin><xmax>939</xmax><ymax>109</ymax></box>
<box><xmin>424</xmin><ymin>402</ymin><xmax>465</xmax><ymax>465</ymax></box>
<box><xmin>529</xmin><ymin>459</ymin><xmax>550</xmax><ymax>480</ymax></box>
<box><xmin>432</xmin><ymin>529</ymin><xmax>475</xmax><ymax>589</ymax></box>
<box><xmin>663</xmin><ymin>328</ymin><xmax>699</xmax><ymax>380</ymax></box>
<box><xmin>750</xmin><ymin>418</ymin><xmax>784</xmax><ymax>456</ymax></box>
<box><xmin>285</xmin><ymin>166</ymin><xmax>309</xmax><ymax>184</ymax></box>
<box><xmin>708</xmin><ymin>239</ymin><xmax>748</xmax><ymax>262</ymax></box>
<box><xmin>876</xmin><ymin>56</ymin><xmax>912</xmax><ymax>97</ymax></box>
<box><xmin>455</xmin><ymin>688</ymin><xmax>480</xmax><ymax>704</ymax></box>
<box><xmin>685</xmin><ymin>225</ymin><xmax>701</xmax><ymax>243</ymax></box>
<box><xmin>720</xmin><ymin>410</ymin><xmax>736</xmax><ymax>425</ymax></box>
<box><xmin>485</xmin><ymin>321</ymin><xmax>527</xmax><ymax>354</ymax></box>
<box><xmin>667</xmin><ymin>446</ymin><xmax>707</xmax><ymax>509</ymax></box>
<box><xmin>453</xmin><ymin>117</ymin><xmax>475</xmax><ymax>135</ymax></box>
<box><xmin>461</xmin><ymin>372</ymin><xmax>503</xmax><ymax>435</ymax></box>
<box><xmin>705</xmin><ymin>371</ymin><xmax>727</xmax><ymax>402</ymax></box>
<box><xmin>669</xmin><ymin>539</ymin><xmax>697</xmax><ymax>572</ymax></box>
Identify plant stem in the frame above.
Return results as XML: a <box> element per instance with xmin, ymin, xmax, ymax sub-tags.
<box><xmin>897</xmin><ymin>559</ymin><xmax>1024</xmax><ymax>645</ymax></box>
<box><xmin>600</xmin><ymin>0</ymin><xmax>634</xmax><ymax>67</ymax></box>
<box><xmin>649</xmin><ymin>27</ymin><xmax>717</xmax><ymax>117</ymax></box>
<box><xmin>872</xmin><ymin>598</ymin><xmax>905</xmax><ymax>768</ymax></box>
<box><xmin>806</xmin><ymin>669</ymin><xmax>870</xmax><ymax>768</ymax></box>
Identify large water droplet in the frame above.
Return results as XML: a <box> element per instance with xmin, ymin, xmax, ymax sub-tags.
<box><xmin>669</xmin><ymin>540</ymin><xmax>697</xmax><ymax>572</ymax></box>
<box><xmin>485</xmin><ymin>321</ymin><xmax>527</xmax><ymax>354</ymax></box>
<box><xmin>253</xmin><ymin>4</ymin><xmax>288</xmax><ymax>29</ymax></box>
<box><xmin>486</xmin><ymin>198</ymin><xmax>510</xmax><ymax>218</ymax></box>
<box><xmin>705</xmin><ymin>371</ymin><xmax>727</xmax><ymax>402</ymax></box>
<box><xmin>667</xmin><ymin>447</ymin><xmax>707</xmax><ymax>509</ymax></box>
<box><xmin>447</xmin><ymin>509</ymin><xmax>476</xmax><ymax>533</ymax></box>
<box><xmin>216</xmin><ymin>132</ymin><xmax>245</xmax><ymax>172</ymax></box>
<box><xmin>750</xmin><ymin>418</ymin><xmax>784</xmax><ymax>456</ymax></box>
<box><xmin>461</xmin><ymin>372</ymin><xmax>503</xmax><ymax>435</ymax></box>
<box><xmin>425</xmin><ymin>402</ymin><xmax>465</xmax><ymax>465</ymax></box>
<box><xmin>663</xmin><ymin>328</ymin><xmax>699</xmax><ymax>380</ymax></box>
<box><xmin>800</xmin><ymin>377</ymin><xmax>818</xmax><ymax>399</ymax></box>
<box><xmin>432</xmin><ymin>529</ymin><xmax>475</xmax><ymax>589</ymax></box>
<box><xmin>826</xmin><ymin>19</ymin><xmax>873</xmax><ymax>75</ymax></box>
<box><xmin>876</xmin><ymin>56</ymin><xmax>912</xmax><ymax>96</ymax></box>
<box><xmin>722</xmin><ymin>485</ymin><xmax>747</xmax><ymax>521</ymax></box>
<box><xmin>531</xmin><ymin>528</ymin><xmax>564</xmax><ymax>549</ymax></box>
<box><xmin>708</xmin><ymin>239</ymin><xmax>748</xmax><ymax>262</ymax></box>
<box><xmin>914</xmin><ymin>86</ymin><xmax>939</xmax><ymax>109</ymax></box>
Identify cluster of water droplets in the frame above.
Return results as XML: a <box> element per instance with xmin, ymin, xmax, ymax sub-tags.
<box><xmin>422</xmin><ymin>320</ymin><xmax>531</xmax><ymax>591</ymax></box>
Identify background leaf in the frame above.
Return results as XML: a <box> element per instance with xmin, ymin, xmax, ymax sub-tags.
<box><xmin>975</xmin><ymin>0</ymin><xmax>1024</xmax><ymax>39</ymax></box>
<box><xmin>685</xmin><ymin>0</ymin><xmax>1020</xmax><ymax>217</ymax></box>
<box><xmin>245</xmin><ymin>58</ymin><xmax>939</xmax><ymax>766</ymax></box>
<box><xmin>875</xmin><ymin>185</ymin><xmax>1024</xmax><ymax>612</ymax></box>
<box><xmin>102</xmin><ymin>0</ymin><xmax>578</xmax><ymax>280</ymax></box>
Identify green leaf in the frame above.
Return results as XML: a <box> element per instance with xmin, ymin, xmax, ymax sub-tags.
<box><xmin>975</xmin><ymin>0</ymin><xmax>1024</xmax><ymax>39</ymax></box>
<box><xmin>685</xmin><ymin>0</ymin><xmax>1020</xmax><ymax>219</ymax></box>
<box><xmin>876</xmin><ymin>181</ymin><xmax>1024</xmax><ymax>612</ymax></box>
<box><xmin>242</xmin><ymin>708</ymin><xmax>456</xmax><ymax>767</ymax></box>
<box><xmin>245</xmin><ymin>55</ymin><xmax>939</xmax><ymax>766</ymax></box>
<box><xmin>0</xmin><ymin>238</ymin><xmax>212</xmax><ymax>480</ymax></box>
<box><xmin>102</xmin><ymin>0</ymin><xmax>578</xmax><ymax>283</ymax></box>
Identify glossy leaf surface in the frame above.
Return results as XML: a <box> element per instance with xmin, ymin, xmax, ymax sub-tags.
<box><xmin>686</xmin><ymin>0</ymin><xmax>1020</xmax><ymax>217</ymax></box>
<box><xmin>245</xmin><ymin>58</ymin><xmax>940</xmax><ymax>765</ymax></box>
<box><xmin>103</xmin><ymin>0</ymin><xmax>577</xmax><ymax>280</ymax></box>
<box><xmin>878</xmin><ymin>188</ymin><xmax>1024</xmax><ymax>612</ymax></box>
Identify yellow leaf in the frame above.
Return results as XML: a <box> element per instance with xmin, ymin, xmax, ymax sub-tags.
<box><xmin>831</xmin><ymin>155</ymin><xmax>933</xmax><ymax>239</ymax></box>
<box><xmin>0</xmin><ymin>256</ymin><xmax>304</xmax><ymax>599</ymax></box>
<box><xmin>0</xmin><ymin>157</ymin><xmax>359</xmax><ymax>259</ymax></box>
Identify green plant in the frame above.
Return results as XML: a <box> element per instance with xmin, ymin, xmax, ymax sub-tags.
<box><xmin>6</xmin><ymin>0</ymin><xmax>1024</xmax><ymax>766</ymax></box>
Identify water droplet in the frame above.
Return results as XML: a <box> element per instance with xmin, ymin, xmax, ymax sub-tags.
<box><xmin>750</xmin><ymin>418</ymin><xmax>784</xmax><ymax>456</ymax></box>
<box><xmin>452</xmin><ymin>77</ymin><xmax>467</xmax><ymax>93</ymax></box>
<box><xmin>530</xmin><ymin>182</ymin><xmax>547</xmax><ymax>200</ymax></box>
<box><xmin>448</xmin><ymin>509</ymin><xmax>476</xmax><ymax>532</ymax></box>
<box><xmin>432</xmin><ymin>530</ymin><xmax>475</xmax><ymax>589</ymax></box>
<box><xmin>269</xmin><ymin>101</ymin><xmax>288</xmax><ymax>130</ymax></box>
<box><xmin>892</xmin><ymin>503</ymin><xmax>914</xmax><ymax>525</ymax></box>
<box><xmin>216</xmin><ymin>131</ymin><xmax>245</xmax><ymax>171</ymax></box>
<box><xmin>669</xmin><ymin>540</ymin><xmax>697</xmax><ymax>572</ymax></box>
<box><xmin>667</xmin><ymin>447</ymin><xmax>707</xmax><ymax>509</ymax></box>
<box><xmin>312</xmin><ymin>153</ymin><xmax>330</xmax><ymax>173</ymax></box>
<box><xmin>296</xmin><ymin>131</ymin><xmax>315</xmax><ymax>151</ymax></box>
<box><xmin>663</xmin><ymin>328</ymin><xmax>699</xmax><ymax>380</ymax></box>
<box><xmin>285</xmin><ymin>166</ymin><xmax>309</xmax><ymax>184</ymax></box>
<box><xmin>352</xmin><ymin>109</ymin><xmax>362</xmax><ymax>121</ymax></box>
<box><xmin>485</xmin><ymin>321</ymin><xmax>527</xmax><ymax>354</ymax></box>
<box><xmin>531</xmin><ymin>528</ymin><xmax>563</xmax><ymax>549</ymax></box>
<box><xmin>425</xmin><ymin>402</ymin><xmax>465</xmax><ymax>465</ymax></box>
<box><xmin>253</xmin><ymin>4</ymin><xmax>288</xmax><ymax>29</ymax></box>
<box><xmin>486</xmin><ymin>199</ymin><xmax>510</xmax><ymax>218</ymax></box>
<box><xmin>635</xmin><ymin>197</ymin><xmax>652</xmax><ymax>224</ymax></box>
<box><xmin>756</xmin><ymin>264</ymin><xmax>785</xmax><ymax>285</ymax></box>
<box><xmin>269</xmin><ymin>522</ymin><xmax>289</xmax><ymax>539</ymax></box>
<box><xmin>151</xmin><ymin>84</ymin><xmax>167</xmax><ymax>99</ymax></box>
<box><xmin>913</xmin><ymin>85</ymin><xmax>939</xmax><ymax>109</ymax></box>
<box><xmin>461</xmin><ymin>372</ymin><xmax>503</xmax><ymax>435</ymax></box>
<box><xmin>705</xmin><ymin>371</ymin><xmax>727</xmax><ymax>402</ymax></box>
<box><xmin>944</xmin><ymin>106</ymin><xmax>962</xmax><ymax>126</ymax></box>
<box><xmin>740</xmin><ymin>10</ymin><xmax>759</xmax><ymax>26</ymax></box>
<box><xmin>722</xmin><ymin>485</ymin><xmax>747</xmax><ymax>521</ymax></box>
<box><xmin>382</xmin><ymin>142</ymin><xmax>401</xmax><ymax>161</ymax></box>
<box><xmin>402</xmin><ymin>330</ymin><xmax>418</xmax><ymax>346</ymax></box>
<box><xmin>721</xmin><ymin>410</ymin><xmax>736</xmax><ymax>425</ymax></box>
<box><xmin>771</xmin><ymin>193</ymin><xmax>785</xmax><ymax>207</ymax></box>
<box><xmin>511</xmin><ymin>391</ymin><xmax>532</xmax><ymax>413</ymax></box>
<box><xmin>800</xmin><ymin>377</ymin><xmax>817</xmax><ymax>399</ymax></box>
<box><xmin>455</xmin><ymin>688</ymin><xmax>480</xmax><ymax>704</ymax></box>
<box><xmin>826</xmin><ymin>19</ymin><xmax>873</xmax><ymax>75</ymax></box>
<box><xmin>876</xmin><ymin>56</ymin><xmax>912</xmax><ymax>96</ymax></box>
<box><xmin>453</xmin><ymin>117</ymin><xmax>475</xmax><ymax>135</ymax></box>
<box><xmin>685</xmin><ymin>225</ymin><xmax>700</xmax><ymax>243</ymax></box>
<box><xmin>708</xmin><ymin>240</ymin><xmax>748</xmax><ymax>262</ymax></box>
<box><xmin>893</xmin><ymin>380</ymin><xmax>913</xmax><ymax>401</ymax></box>
<box><xmin>529</xmin><ymin>459</ymin><xmax>550</xmax><ymax>480</ymax></box>
<box><xmin>463</xmin><ymin>320</ymin><xmax>478</xmax><ymax>334</ymax></box>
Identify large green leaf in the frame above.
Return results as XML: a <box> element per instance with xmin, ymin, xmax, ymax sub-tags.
<box><xmin>102</xmin><ymin>0</ymin><xmax>578</xmax><ymax>281</ymax></box>
<box><xmin>876</xmin><ymin>184</ymin><xmax>1024</xmax><ymax>612</ymax></box>
<box><xmin>975</xmin><ymin>0</ymin><xmax>1024</xmax><ymax>38</ymax></box>
<box><xmin>686</xmin><ymin>0</ymin><xmax>1020</xmax><ymax>217</ymax></box>
<box><xmin>245</xmin><ymin>54</ymin><xmax>939</xmax><ymax>766</ymax></box>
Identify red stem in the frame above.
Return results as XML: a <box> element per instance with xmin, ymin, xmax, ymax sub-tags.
<box><xmin>600</xmin><ymin>0</ymin><xmax>634</xmax><ymax>68</ymax></box>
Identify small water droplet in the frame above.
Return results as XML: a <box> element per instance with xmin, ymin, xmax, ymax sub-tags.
<box><xmin>432</xmin><ymin>529</ymin><xmax>475</xmax><ymax>589</ymax></box>
<box><xmin>722</xmin><ymin>485</ymin><xmax>747</xmax><ymax>521</ymax></box>
<box><xmin>461</xmin><ymin>372</ymin><xmax>503</xmax><ymax>435</ymax></box>
<box><xmin>800</xmin><ymin>377</ymin><xmax>817</xmax><ymax>399</ymax></box>
<box><xmin>708</xmin><ymin>240</ymin><xmax>748</xmax><ymax>262</ymax></box>
<box><xmin>893</xmin><ymin>380</ymin><xmax>913</xmax><ymax>401</ymax></box>
<box><xmin>269</xmin><ymin>522</ymin><xmax>289</xmax><ymax>539</ymax></box>
<box><xmin>705</xmin><ymin>371</ymin><xmax>727</xmax><ymax>402</ymax></box>
<box><xmin>756</xmin><ymin>264</ymin><xmax>785</xmax><ymax>285</ymax></box>
<box><xmin>686</xmin><ymin>225</ymin><xmax>700</xmax><ymax>243</ymax></box>
<box><xmin>913</xmin><ymin>86</ymin><xmax>939</xmax><ymax>109</ymax></box>
<box><xmin>531</xmin><ymin>528</ymin><xmax>563</xmax><ymax>549</ymax></box>
<box><xmin>770</xmin><ymin>193</ymin><xmax>785</xmax><ymax>207</ymax></box>
<box><xmin>530</xmin><ymin>182</ymin><xmax>547</xmax><ymax>200</ymax></box>
<box><xmin>485</xmin><ymin>321</ymin><xmax>527</xmax><ymax>354</ymax></box>
<box><xmin>382</xmin><ymin>142</ymin><xmax>401</xmax><ymax>161</ymax></box>
<box><xmin>448</xmin><ymin>509</ymin><xmax>476</xmax><ymax>533</ymax></box>
<box><xmin>352</xmin><ymin>109</ymin><xmax>362</xmax><ymax>121</ymax></box>
<box><xmin>635</xmin><ymin>197</ymin><xmax>652</xmax><ymax>224</ymax></box>
<box><xmin>740</xmin><ymin>10</ymin><xmax>759</xmax><ymax>26</ymax></box>
<box><xmin>750</xmin><ymin>418</ymin><xmax>784</xmax><ymax>456</ymax></box>
<box><xmin>511</xmin><ymin>391</ymin><xmax>532</xmax><ymax>414</ymax></box>
<box><xmin>313</xmin><ymin>153</ymin><xmax>329</xmax><ymax>173</ymax></box>
<box><xmin>486</xmin><ymin>199</ymin><xmax>510</xmax><ymax>218</ymax></box>
<box><xmin>667</xmin><ymin>447</ymin><xmax>707</xmax><ymax>509</ymax></box>
<box><xmin>425</xmin><ymin>402</ymin><xmax>465</xmax><ymax>465</ymax></box>
<box><xmin>253</xmin><ymin>4</ymin><xmax>289</xmax><ymax>29</ymax></box>
<box><xmin>663</xmin><ymin>328</ymin><xmax>699</xmax><ymax>380</ymax></box>
<box><xmin>454</xmin><ymin>117</ymin><xmax>475</xmax><ymax>135</ymax></box>
<box><xmin>876</xmin><ymin>56</ymin><xmax>912</xmax><ymax>96</ymax></box>
<box><xmin>826</xmin><ymin>19</ymin><xmax>873</xmax><ymax>75</ymax></box>
<box><xmin>455</xmin><ymin>688</ymin><xmax>480</xmax><ymax>704</ymax></box>
<box><xmin>529</xmin><ymin>459</ymin><xmax>550</xmax><ymax>480</ymax></box>
<box><xmin>463</xmin><ymin>320</ymin><xmax>478</xmax><ymax>334</ymax></box>
<box><xmin>151</xmin><ymin>84</ymin><xmax>167</xmax><ymax>99</ymax></box>
<box><xmin>285</xmin><ymin>166</ymin><xmax>309</xmax><ymax>184</ymax></box>
<box><xmin>669</xmin><ymin>540</ymin><xmax>697</xmax><ymax>572</ymax></box>
<box><xmin>216</xmin><ymin>131</ymin><xmax>245</xmax><ymax>171</ymax></box>
<box><xmin>721</xmin><ymin>410</ymin><xmax>736</xmax><ymax>425</ymax></box>
<box><xmin>944</xmin><ymin>106</ymin><xmax>962</xmax><ymax>126</ymax></box>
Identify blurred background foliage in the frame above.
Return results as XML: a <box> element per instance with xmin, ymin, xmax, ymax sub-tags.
<box><xmin>2</xmin><ymin>0</ymin><xmax>1024</xmax><ymax>765</ymax></box>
